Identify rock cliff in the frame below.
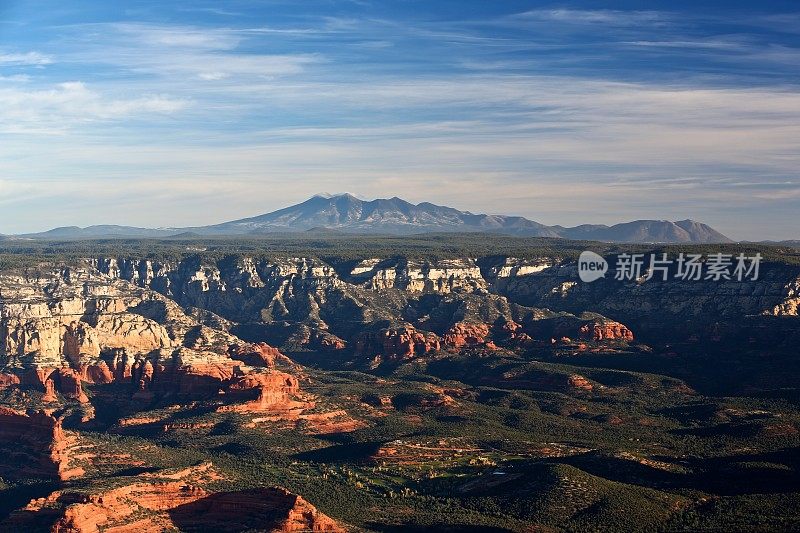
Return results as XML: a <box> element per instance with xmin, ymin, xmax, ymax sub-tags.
<box><xmin>88</xmin><ymin>254</ymin><xmax>800</xmax><ymax>348</ymax></box>
<box><xmin>0</xmin><ymin>407</ymin><xmax>75</xmax><ymax>480</ymax></box>
<box><xmin>0</xmin><ymin>266</ymin><xmax>313</xmax><ymax>417</ymax></box>
<box><xmin>5</xmin><ymin>463</ymin><xmax>345</xmax><ymax>532</ymax></box>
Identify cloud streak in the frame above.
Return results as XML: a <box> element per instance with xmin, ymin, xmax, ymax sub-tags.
<box><xmin>0</xmin><ymin>51</ymin><xmax>53</xmax><ymax>66</ymax></box>
<box><xmin>0</xmin><ymin>80</ymin><xmax>187</xmax><ymax>133</ymax></box>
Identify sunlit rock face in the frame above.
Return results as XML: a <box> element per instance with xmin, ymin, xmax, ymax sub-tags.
<box><xmin>86</xmin><ymin>253</ymin><xmax>800</xmax><ymax>351</ymax></box>
<box><xmin>0</xmin><ymin>406</ymin><xmax>73</xmax><ymax>480</ymax></box>
<box><xmin>0</xmin><ymin>266</ymin><xmax>310</xmax><ymax>411</ymax></box>
<box><xmin>354</xmin><ymin>325</ymin><xmax>441</xmax><ymax>362</ymax></box>
<box><xmin>3</xmin><ymin>463</ymin><xmax>346</xmax><ymax>532</ymax></box>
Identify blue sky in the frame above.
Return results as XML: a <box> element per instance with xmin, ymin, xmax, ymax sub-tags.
<box><xmin>1</xmin><ymin>1</ymin><xmax>799</xmax><ymax>239</ymax></box>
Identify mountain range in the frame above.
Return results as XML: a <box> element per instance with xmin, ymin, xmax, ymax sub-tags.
<box><xmin>15</xmin><ymin>194</ymin><xmax>733</xmax><ymax>243</ymax></box>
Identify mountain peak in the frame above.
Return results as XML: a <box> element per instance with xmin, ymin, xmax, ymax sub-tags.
<box><xmin>312</xmin><ymin>192</ymin><xmax>359</xmax><ymax>200</ymax></box>
<box><xmin>17</xmin><ymin>195</ymin><xmax>733</xmax><ymax>243</ymax></box>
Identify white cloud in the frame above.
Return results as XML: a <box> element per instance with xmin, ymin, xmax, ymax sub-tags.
<box><xmin>111</xmin><ymin>23</ymin><xmax>242</xmax><ymax>50</ymax></box>
<box><xmin>61</xmin><ymin>23</ymin><xmax>318</xmax><ymax>81</ymax></box>
<box><xmin>198</xmin><ymin>72</ymin><xmax>229</xmax><ymax>81</ymax></box>
<box><xmin>0</xmin><ymin>51</ymin><xmax>53</xmax><ymax>66</ymax></box>
<box><xmin>506</xmin><ymin>9</ymin><xmax>668</xmax><ymax>27</ymax></box>
<box><xmin>0</xmin><ymin>80</ymin><xmax>188</xmax><ymax>133</ymax></box>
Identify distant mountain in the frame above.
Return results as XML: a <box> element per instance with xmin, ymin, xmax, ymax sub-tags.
<box><xmin>198</xmin><ymin>194</ymin><xmax>730</xmax><ymax>243</ymax></box>
<box><xmin>21</xmin><ymin>225</ymin><xmax>177</xmax><ymax>239</ymax></box>
<box><xmin>13</xmin><ymin>194</ymin><xmax>733</xmax><ymax>243</ymax></box>
<box><xmin>557</xmin><ymin>219</ymin><xmax>730</xmax><ymax>244</ymax></box>
<box><xmin>202</xmin><ymin>194</ymin><xmax>560</xmax><ymax>237</ymax></box>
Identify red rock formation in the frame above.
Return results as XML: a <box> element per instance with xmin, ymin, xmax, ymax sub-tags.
<box><xmin>23</xmin><ymin>367</ymin><xmax>55</xmax><ymax>389</ymax></box>
<box><xmin>493</xmin><ymin>319</ymin><xmax>531</xmax><ymax>343</ymax></box>
<box><xmin>525</xmin><ymin>317</ymin><xmax>634</xmax><ymax>344</ymax></box>
<box><xmin>43</xmin><ymin>378</ymin><xmax>59</xmax><ymax>403</ymax></box>
<box><xmin>578</xmin><ymin>320</ymin><xmax>634</xmax><ymax>342</ymax></box>
<box><xmin>8</xmin><ymin>464</ymin><xmax>344</xmax><ymax>532</ymax></box>
<box><xmin>568</xmin><ymin>374</ymin><xmax>594</xmax><ymax>391</ymax></box>
<box><xmin>442</xmin><ymin>322</ymin><xmax>490</xmax><ymax>350</ymax></box>
<box><xmin>316</xmin><ymin>332</ymin><xmax>346</xmax><ymax>351</ymax></box>
<box><xmin>173</xmin><ymin>363</ymin><xmax>237</xmax><ymax>396</ymax></box>
<box><xmin>355</xmin><ymin>326</ymin><xmax>440</xmax><ymax>360</ymax></box>
<box><xmin>78</xmin><ymin>362</ymin><xmax>114</xmax><ymax>385</ymax></box>
<box><xmin>229</xmin><ymin>342</ymin><xmax>295</xmax><ymax>367</ymax></box>
<box><xmin>21</xmin><ymin>367</ymin><xmax>58</xmax><ymax>402</ymax></box>
<box><xmin>0</xmin><ymin>373</ymin><xmax>20</xmax><ymax>388</ymax></box>
<box><xmin>222</xmin><ymin>371</ymin><xmax>306</xmax><ymax>413</ymax></box>
<box><xmin>495</xmin><ymin>370</ymin><xmax>594</xmax><ymax>393</ymax></box>
<box><xmin>135</xmin><ymin>360</ymin><xmax>155</xmax><ymax>391</ymax></box>
<box><xmin>55</xmin><ymin>368</ymin><xmax>89</xmax><ymax>403</ymax></box>
<box><xmin>0</xmin><ymin>407</ymin><xmax>74</xmax><ymax>480</ymax></box>
<box><xmin>107</xmin><ymin>349</ymin><xmax>134</xmax><ymax>383</ymax></box>
<box><xmin>492</xmin><ymin>318</ymin><xmax>531</xmax><ymax>345</ymax></box>
<box><xmin>286</xmin><ymin>326</ymin><xmax>347</xmax><ymax>352</ymax></box>
<box><xmin>19</xmin><ymin>366</ymin><xmax>93</xmax><ymax>403</ymax></box>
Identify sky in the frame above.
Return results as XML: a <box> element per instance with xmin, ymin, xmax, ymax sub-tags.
<box><xmin>1</xmin><ymin>1</ymin><xmax>799</xmax><ymax>240</ymax></box>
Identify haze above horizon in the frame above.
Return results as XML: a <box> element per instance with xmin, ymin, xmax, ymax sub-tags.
<box><xmin>1</xmin><ymin>0</ymin><xmax>799</xmax><ymax>240</ymax></box>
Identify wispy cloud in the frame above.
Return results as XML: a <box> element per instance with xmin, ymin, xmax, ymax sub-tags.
<box><xmin>510</xmin><ymin>9</ymin><xmax>669</xmax><ymax>27</ymax></box>
<box><xmin>0</xmin><ymin>81</ymin><xmax>187</xmax><ymax>133</ymax></box>
<box><xmin>58</xmin><ymin>23</ymin><xmax>319</xmax><ymax>81</ymax></box>
<box><xmin>0</xmin><ymin>51</ymin><xmax>53</xmax><ymax>66</ymax></box>
<box><xmin>178</xmin><ymin>7</ymin><xmax>243</xmax><ymax>17</ymax></box>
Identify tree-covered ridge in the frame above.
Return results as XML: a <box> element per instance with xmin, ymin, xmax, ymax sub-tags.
<box><xmin>1</xmin><ymin>234</ymin><xmax>799</xmax><ymax>271</ymax></box>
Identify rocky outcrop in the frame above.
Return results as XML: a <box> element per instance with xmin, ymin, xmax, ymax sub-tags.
<box><xmin>578</xmin><ymin>320</ymin><xmax>634</xmax><ymax>341</ymax></box>
<box><xmin>479</xmin><ymin>257</ymin><xmax>555</xmax><ymax>291</ymax></box>
<box><xmin>91</xmin><ymin>256</ymin><xmax>343</xmax><ymax>324</ymax></box>
<box><xmin>54</xmin><ymin>368</ymin><xmax>89</xmax><ymax>403</ymax></box>
<box><xmin>523</xmin><ymin>315</ymin><xmax>634</xmax><ymax>344</ymax></box>
<box><xmin>222</xmin><ymin>371</ymin><xmax>306</xmax><ymax>413</ymax></box>
<box><xmin>7</xmin><ymin>463</ymin><xmax>344</xmax><ymax>532</ymax></box>
<box><xmin>0</xmin><ymin>267</ymin><xmax>310</xmax><ymax>404</ymax></box>
<box><xmin>90</xmin><ymin>254</ymin><xmax>800</xmax><ymax>322</ymax></box>
<box><xmin>496</xmin><ymin>258</ymin><xmax>800</xmax><ymax>339</ymax></box>
<box><xmin>229</xmin><ymin>342</ymin><xmax>297</xmax><ymax>368</ymax></box>
<box><xmin>79</xmin><ymin>255</ymin><xmax>639</xmax><ymax>365</ymax></box>
<box><xmin>0</xmin><ymin>372</ymin><xmax>20</xmax><ymax>388</ymax></box>
<box><xmin>568</xmin><ymin>374</ymin><xmax>594</xmax><ymax>391</ymax></box>
<box><xmin>0</xmin><ymin>407</ymin><xmax>73</xmax><ymax>480</ymax></box>
<box><xmin>62</xmin><ymin>321</ymin><xmax>100</xmax><ymax>361</ymax></box>
<box><xmin>492</xmin><ymin>318</ymin><xmax>532</xmax><ymax>344</ymax></box>
<box><xmin>77</xmin><ymin>361</ymin><xmax>114</xmax><ymax>384</ymax></box>
<box><xmin>494</xmin><ymin>370</ymin><xmax>595</xmax><ymax>393</ymax></box>
<box><xmin>167</xmin><ymin>487</ymin><xmax>345</xmax><ymax>532</ymax></box>
<box><xmin>442</xmin><ymin>322</ymin><xmax>490</xmax><ymax>350</ymax></box>
<box><xmin>350</xmin><ymin>258</ymin><xmax>488</xmax><ymax>293</ymax></box>
<box><xmin>355</xmin><ymin>325</ymin><xmax>440</xmax><ymax>361</ymax></box>
<box><xmin>89</xmin><ymin>252</ymin><xmax>799</xmax><ymax>348</ymax></box>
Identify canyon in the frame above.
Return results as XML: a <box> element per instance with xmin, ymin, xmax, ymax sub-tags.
<box><xmin>87</xmin><ymin>253</ymin><xmax>799</xmax><ymax>346</ymax></box>
<box><xmin>0</xmin><ymin>238</ymin><xmax>798</xmax><ymax>531</ymax></box>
